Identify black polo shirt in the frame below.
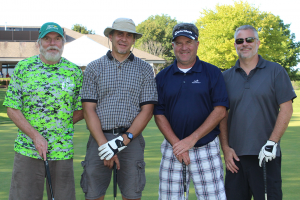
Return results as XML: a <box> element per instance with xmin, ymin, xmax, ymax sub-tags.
<box><xmin>223</xmin><ymin>55</ymin><xmax>296</xmax><ymax>156</ymax></box>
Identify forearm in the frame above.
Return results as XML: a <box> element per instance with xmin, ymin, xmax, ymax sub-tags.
<box><xmin>73</xmin><ymin>110</ymin><xmax>84</xmax><ymax>124</ymax></box>
<box><xmin>7</xmin><ymin>107</ymin><xmax>41</xmax><ymax>140</ymax></box>
<box><xmin>219</xmin><ymin>110</ymin><xmax>230</xmax><ymax>151</ymax></box>
<box><xmin>269</xmin><ymin>100</ymin><xmax>293</xmax><ymax>143</ymax></box>
<box><xmin>83</xmin><ymin>103</ymin><xmax>107</xmax><ymax>146</ymax></box>
<box><xmin>124</xmin><ymin>104</ymin><xmax>154</xmax><ymax>144</ymax></box>
<box><xmin>154</xmin><ymin>114</ymin><xmax>180</xmax><ymax>146</ymax></box>
<box><xmin>190</xmin><ymin>106</ymin><xmax>226</xmax><ymax>142</ymax></box>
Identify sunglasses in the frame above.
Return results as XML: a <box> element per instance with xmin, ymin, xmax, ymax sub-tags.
<box><xmin>235</xmin><ymin>37</ymin><xmax>256</xmax><ymax>44</ymax></box>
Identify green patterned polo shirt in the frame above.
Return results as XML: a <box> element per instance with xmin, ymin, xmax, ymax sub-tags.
<box><xmin>3</xmin><ymin>55</ymin><xmax>83</xmax><ymax>160</ymax></box>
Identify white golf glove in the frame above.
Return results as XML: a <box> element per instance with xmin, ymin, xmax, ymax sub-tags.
<box><xmin>258</xmin><ymin>140</ymin><xmax>278</xmax><ymax>167</ymax></box>
<box><xmin>98</xmin><ymin>136</ymin><xmax>127</xmax><ymax>160</ymax></box>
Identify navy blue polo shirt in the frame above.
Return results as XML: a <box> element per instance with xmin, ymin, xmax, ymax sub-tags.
<box><xmin>154</xmin><ymin>56</ymin><xmax>229</xmax><ymax>147</ymax></box>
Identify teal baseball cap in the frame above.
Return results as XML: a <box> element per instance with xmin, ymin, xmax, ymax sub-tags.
<box><xmin>39</xmin><ymin>22</ymin><xmax>64</xmax><ymax>39</ymax></box>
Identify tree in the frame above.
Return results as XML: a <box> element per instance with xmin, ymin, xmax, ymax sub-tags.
<box><xmin>72</xmin><ymin>24</ymin><xmax>95</xmax><ymax>34</ymax></box>
<box><xmin>139</xmin><ymin>40</ymin><xmax>166</xmax><ymax>73</ymax></box>
<box><xmin>196</xmin><ymin>1</ymin><xmax>300</xmax><ymax>79</ymax></box>
<box><xmin>136</xmin><ymin>14</ymin><xmax>178</xmax><ymax>68</ymax></box>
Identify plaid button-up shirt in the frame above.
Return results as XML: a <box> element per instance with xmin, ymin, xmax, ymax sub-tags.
<box><xmin>80</xmin><ymin>51</ymin><xmax>158</xmax><ymax>130</ymax></box>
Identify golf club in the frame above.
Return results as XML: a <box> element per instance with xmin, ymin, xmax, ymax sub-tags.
<box><xmin>44</xmin><ymin>160</ymin><xmax>54</xmax><ymax>200</ymax></box>
<box><xmin>113</xmin><ymin>162</ymin><xmax>117</xmax><ymax>200</ymax></box>
<box><xmin>263</xmin><ymin>159</ymin><xmax>267</xmax><ymax>200</ymax></box>
<box><xmin>182</xmin><ymin>160</ymin><xmax>186</xmax><ymax>200</ymax></box>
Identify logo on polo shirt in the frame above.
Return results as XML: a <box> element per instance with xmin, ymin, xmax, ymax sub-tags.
<box><xmin>192</xmin><ymin>80</ymin><xmax>201</xmax><ymax>84</ymax></box>
<box><xmin>62</xmin><ymin>77</ymin><xmax>75</xmax><ymax>92</ymax></box>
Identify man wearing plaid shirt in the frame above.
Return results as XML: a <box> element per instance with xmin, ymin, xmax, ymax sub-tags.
<box><xmin>80</xmin><ymin>18</ymin><xmax>157</xmax><ymax>200</ymax></box>
<box><xmin>154</xmin><ymin>23</ymin><xmax>228</xmax><ymax>199</ymax></box>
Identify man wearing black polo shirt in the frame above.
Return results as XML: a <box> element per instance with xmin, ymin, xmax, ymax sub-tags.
<box><xmin>220</xmin><ymin>25</ymin><xmax>296</xmax><ymax>200</ymax></box>
<box><xmin>80</xmin><ymin>18</ymin><xmax>157</xmax><ymax>200</ymax></box>
<box><xmin>154</xmin><ymin>23</ymin><xmax>228</xmax><ymax>200</ymax></box>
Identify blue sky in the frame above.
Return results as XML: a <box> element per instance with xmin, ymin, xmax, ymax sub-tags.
<box><xmin>1</xmin><ymin>0</ymin><xmax>299</xmax><ymax>67</ymax></box>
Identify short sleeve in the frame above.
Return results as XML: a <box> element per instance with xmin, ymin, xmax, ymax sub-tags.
<box><xmin>80</xmin><ymin>62</ymin><xmax>99</xmax><ymax>102</ymax></box>
<box><xmin>274</xmin><ymin>68</ymin><xmax>297</xmax><ymax>105</ymax></box>
<box><xmin>210</xmin><ymin>70</ymin><xmax>229</xmax><ymax>108</ymax></box>
<box><xmin>139</xmin><ymin>64</ymin><xmax>158</xmax><ymax>107</ymax></box>
<box><xmin>73</xmin><ymin>68</ymin><xmax>83</xmax><ymax>110</ymax></box>
<box><xmin>153</xmin><ymin>72</ymin><xmax>165</xmax><ymax>115</ymax></box>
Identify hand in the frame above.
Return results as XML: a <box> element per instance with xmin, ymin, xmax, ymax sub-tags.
<box><xmin>176</xmin><ymin>151</ymin><xmax>190</xmax><ymax>165</ymax></box>
<box><xmin>98</xmin><ymin>136</ymin><xmax>127</xmax><ymax>160</ymax></box>
<box><xmin>33</xmin><ymin>134</ymin><xmax>48</xmax><ymax>160</ymax></box>
<box><xmin>173</xmin><ymin>136</ymin><xmax>195</xmax><ymax>156</ymax></box>
<box><xmin>104</xmin><ymin>155</ymin><xmax>120</xmax><ymax>169</ymax></box>
<box><xmin>223</xmin><ymin>147</ymin><xmax>239</xmax><ymax>173</ymax></box>
<box><xmin>258</xmin><ymin>140</ymin><xmax>278</xmax><ymax>167</ymax></box>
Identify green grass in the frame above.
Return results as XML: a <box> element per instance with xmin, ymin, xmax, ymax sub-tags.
<box><xmin>0</xmin><ymin>90</ymin><xmax>299</xmax><ymax>199</ymax></box>
<box><xmin>0</xmin><ymin>88</ymin><xmax>12</xmax><ymax>124</ymax></box>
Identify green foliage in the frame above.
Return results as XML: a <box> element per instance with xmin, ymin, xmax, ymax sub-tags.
<box><xmin>136</xmin><ymin>14</ymin><xmax>178</xmax><ymax>66</ymax></box>
<box><xmin>196</xmin><ymin>1</ymin><xmax>300</xmax><ymax>78</ymax></box>
<box><xmin>291</xmin><ymin>81</ymin><xmax>300</xmax><ymax>90</ymax></box>
<box><xmin>71</xmin><ymin>24</ymin><xmax>95</xmax><ymax>34</ymax></box>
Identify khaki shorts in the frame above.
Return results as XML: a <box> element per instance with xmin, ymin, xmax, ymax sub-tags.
<box><xmin>80</xmin><ymin>133</ymin><xmax>146</xmax><ymax>199</ymax></box>
<box><xmin>9</xmin><ymin>152</ymin><xmax>75</xmax><ymax>200</ymax></box>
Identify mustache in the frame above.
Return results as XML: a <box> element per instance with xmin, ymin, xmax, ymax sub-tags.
<box><xmin>46</xmin><ymin>46</ymin><xmax>60</xmax><ymax>51</ymax></box>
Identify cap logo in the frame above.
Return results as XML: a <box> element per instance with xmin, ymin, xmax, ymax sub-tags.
<box><xmin>46</xmin><ymin>25</ymin><xmax>58</xmax><ymax>30</ymax></box>
<box><xmin>174</xmin><ymin>30</ymin><xmax>192</xmax><ymax>35</ymax></box>
<box><xmin>172</xmin><ymin>29</ymin><xmax>198</xmax><ymax>41</ymax></box>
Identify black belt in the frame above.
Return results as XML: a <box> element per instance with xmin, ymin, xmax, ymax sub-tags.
<box><xmin>103</xmin><ymin>127</ymin><xmax>128</xmax><ymax>134</ymax></box>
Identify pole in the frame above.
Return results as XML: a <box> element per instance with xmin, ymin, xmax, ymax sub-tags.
<box><xmin>182</xmin><ymin>161</ymin><xmax>186</xmax><ymax>200</ymax></box>
<box><xmin>44</xmin><ymin>160</ymin><xmax>55</xmax><ymax>200</ymax></box>
<box><xmin>263</xmin><ymin>159</ymin><xmax>267</xmax><ymax>200</ymax></box>
<box><xmin>114</xmin><ymin>162</ymin><xmax>117</xmax><ymax>200</ymax></box>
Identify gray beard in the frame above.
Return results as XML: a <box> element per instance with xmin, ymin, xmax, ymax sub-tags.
<box><xmin>40</xmin><ymin>46</ymin><xmax>63</xmax><ymax>62</ymax></box>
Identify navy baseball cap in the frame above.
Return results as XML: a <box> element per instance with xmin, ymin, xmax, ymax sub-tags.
<box><xmin>172</xmin><ymin>29</ymin><xmax>198</xmax><ymax>41</ymax></box>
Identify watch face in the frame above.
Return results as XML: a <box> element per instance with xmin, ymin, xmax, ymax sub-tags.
<box><xmin>128</xmin><ymin>133</ymin><xmax>133</xmax><ymax>139</ymax></box>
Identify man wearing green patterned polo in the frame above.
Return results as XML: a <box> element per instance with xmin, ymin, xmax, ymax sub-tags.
<box><xmin>3</xmin><ymin>22</ymin><xmax>83</xmax><ymax>200</ymax></box>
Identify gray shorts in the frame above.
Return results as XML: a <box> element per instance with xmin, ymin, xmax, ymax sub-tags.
<box><xmin>80</xmin><ymin>132</ymin><xmax>146</xmax><ymax>199</ymax></box>
<box><xmin>9</xmin><ymin>152</ymin><xmax>75</xmax><ymax>200</ymax></box>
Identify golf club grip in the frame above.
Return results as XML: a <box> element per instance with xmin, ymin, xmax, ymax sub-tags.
<box><xmin>45</xmin><ymin>160</ymin><xmax>55</xmax><ymax>200</ymax></box>
<box><xmin>182</xmin><ymin>162</ymin><xmax>186</xmax><ymax>193</ymax></box>
<box><xmin>263</xmin><ymin>159</ymin><xmax>267</xmax><ymax>200</ymax></box>
<box><xmin>114</xmin><ymin>162</ymin><xmax>117</xmax><ymax>198</ymax></box>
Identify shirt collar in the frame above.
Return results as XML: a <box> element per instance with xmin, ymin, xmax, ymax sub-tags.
<box><xmin>106</xmin><ymin>50</ymin><xmax>135</xmax><ymax>61</ymax></box>
<box><xmin>172</xmin><ymin>56</ymin><xmax>202</xmax><ymax>74</ymax></box>
<box><xmin>234</xmin><ymin>54</ymin><xmax>266</xmax><ymax>71</ymax></box>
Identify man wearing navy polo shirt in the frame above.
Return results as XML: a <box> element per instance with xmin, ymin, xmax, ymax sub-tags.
<box><xmin>154</xmin><ymin>23</ymin><xmax>228</xmax><ymax>200</ymax></box>
<box><xmin>220</xmin><ymin>25</ymin><xmax>296</xmax><ymax>200</ymax></box>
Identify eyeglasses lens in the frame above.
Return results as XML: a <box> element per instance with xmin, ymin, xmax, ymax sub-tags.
<box><xmin>236</xmin><ymin>37</ymin><xmax>255</xmax><ymax>44</ymax></box>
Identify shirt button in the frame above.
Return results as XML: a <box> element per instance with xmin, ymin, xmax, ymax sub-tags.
<box><xmin>183</xmin><ymin>81</ymin><xmax>185</xmax><ymax>83</ymax></box>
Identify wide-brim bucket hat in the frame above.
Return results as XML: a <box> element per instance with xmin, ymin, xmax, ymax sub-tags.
<box><xmin>104</xmin><ymin>18</ymin><xmax>143</xmax><ymax>39</ymax></box>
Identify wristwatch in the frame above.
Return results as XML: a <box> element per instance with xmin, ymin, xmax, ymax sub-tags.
<box><xmin>123</xmin><ymin>132</ymin><xmax>133</xmax><ymax>142</ymax></box>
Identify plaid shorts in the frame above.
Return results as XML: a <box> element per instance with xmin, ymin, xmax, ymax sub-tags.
<box><xmin>159</xmin><ymin>137</ymin><xmax>226</xmax><ymax>200</ymax></box>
